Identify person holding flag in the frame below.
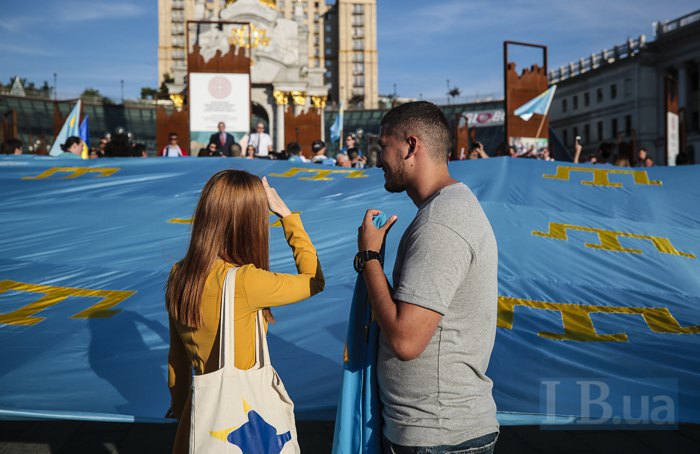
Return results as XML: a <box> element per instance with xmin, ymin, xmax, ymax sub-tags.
<box><xmin>49</xmin><ymin>100</ymin><xmax>83</xmax><ymax>157</ymax></box>
<box><xmin>56</xmin><ymin>136</ymin><xmax>84</xmax><ymax>159</ymax></box>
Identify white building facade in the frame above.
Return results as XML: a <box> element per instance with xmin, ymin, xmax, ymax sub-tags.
<box><xmin>549</xmin><ymin>9</ymin><xmax>700</xmax><ymax>164</ymax></box>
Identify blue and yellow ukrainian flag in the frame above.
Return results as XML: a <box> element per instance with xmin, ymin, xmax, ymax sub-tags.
<box><xmin>79</xmin><ymin>115</ymin><xmax>90</xmax><ymax>159</ymax></box>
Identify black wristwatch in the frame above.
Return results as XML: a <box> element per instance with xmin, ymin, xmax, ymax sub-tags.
<box><xmin>354</xmin><ymin>250</ymin><xmax>383</xmax><ymax>273</ymax></box>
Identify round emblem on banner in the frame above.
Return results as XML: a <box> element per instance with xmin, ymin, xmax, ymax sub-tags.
<box><xmin>476</xmin><ymin>112</ymin><xmax>493</xmax><ymax>124</ymax></box>
<box><xmin>208</xmin><ymin>76</ymin><xmax>232</xmax><ymax>99</ymax></box>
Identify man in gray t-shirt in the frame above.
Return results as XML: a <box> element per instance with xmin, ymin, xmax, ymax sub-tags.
<box><xmin>357</xmin><ymin>101</ymin><xmax>499</xmax><ymax>452</ymax></box>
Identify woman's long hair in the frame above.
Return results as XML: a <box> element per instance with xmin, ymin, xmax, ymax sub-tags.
<box><xmin>166</xmin><ymin>170</ymin><xmax>271</xmax><ymax>328</ymax></box>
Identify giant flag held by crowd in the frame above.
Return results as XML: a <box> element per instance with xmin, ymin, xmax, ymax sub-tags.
<box><xmin>0</xmin><ymin>156</ymin><xmax>699</xmax><ymax>428</ymax></box>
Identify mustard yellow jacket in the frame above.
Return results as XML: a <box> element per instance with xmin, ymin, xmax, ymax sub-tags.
<box><xmin>167</xmin><ymin>213</ymin><xmax>324</xmax><ymax>453</ymax></box>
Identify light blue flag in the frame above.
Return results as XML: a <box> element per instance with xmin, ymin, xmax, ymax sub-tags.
<box><xmin>49</xmin><ymin>99</ymin><xmax>82</xmax><ymax>156</ymax></box>
<box><xmin>514</xmin><ymin>85</ymin><xmax>557</xmax><ymax>121</ymax></box>
<box><xmin>330</xmin><ymin>103</ymin><xmax>344</xmax><ymax>145</ymax></box>
<box><xmin>330</xmin><ymin>113</ymin><xmax>342</xmax><ymax>144</ymax></box>
<box><xmin>332</xmin><ymin>212</ymin><xmax>387</xmax><ymax>454</ymax></box>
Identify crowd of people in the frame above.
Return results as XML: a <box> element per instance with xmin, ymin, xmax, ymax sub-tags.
<box><xmin>456</xmin><ymin>139</ymin><xmax>695</xmax><ymax>167</ymax></box>
<box><xmin>158</xmin><ymin>121</ymin><xmax>369</xmax><ymax>169</ymax></box>
<box><xmin>2</xmin><ymin>118</ymin><xmax>692</xmax><ymax>167</ymax></box>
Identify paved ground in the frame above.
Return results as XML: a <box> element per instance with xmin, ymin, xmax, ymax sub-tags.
<box><xmin>0</xmin><ymin>420</ymin><xmax>698</xmax><ymax>453</ymax></box>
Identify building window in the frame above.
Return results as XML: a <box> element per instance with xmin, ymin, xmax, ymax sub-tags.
<box><xmin>624</xmin><ymin>78</ymin><xmax>632</xmax><ymax>96</ymax></box>
<box><xmin>584</xmin><ymin>92</ymin><xmax>590</xmax><ymax>107</ymax></box>
<box><xmin>573</xmin><ymin>126</ymin><xmax>579</xmax><ymax>143</ymax></box>
<box><xmin>625</xmin><ymin>115</ymin><xmax>631</xmax><ymax>136</ymax></box>
<box><xmin>597</xmin><ymin>121</ymin><xmax>603</xmax><ymax>141</ymax></box>
<box><xmin>584</xmin><ymin>124</ymin><xmax>590</xmax><ymax>144</ymax></box>
<box><xmin>562</xmin><ymin>99</ymin><xmax>567</xmax><ymax>113</ymax></box>
<box><xmin>612</xmin><ymin>118</ymin><xmax>618</xmax><ymax>137</ymax></box>
<box><xmin>610</xmin><ymin>83</ymin><xmax>617</xmax><ymax>100</ymax></box>
<box><xmin>573</xmin><ymin>95</ymin><xmax>578</xmax><ymax>110</ymax></box>
<box><xmin>597</xmin><ymin>88</ymin><xmax>603</xmax><ymax>103</ymax></box>
<box><xmin>352</xmin><ymin>52</ymin><xmax>364</xmax><ymax>63</ymax></box>
<box><xmin>562</xmin><ymin>129</ymin><xmax>568</xmax><ymax>145</ymax></box>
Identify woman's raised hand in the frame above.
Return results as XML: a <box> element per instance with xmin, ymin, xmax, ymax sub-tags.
<box><xmin>262</xmin><ymin>176</ymin><xmax>292</xmax><ymax>218</ymax></box>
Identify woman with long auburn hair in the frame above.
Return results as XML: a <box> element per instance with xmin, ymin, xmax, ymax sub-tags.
<box><xmin>165</xmin><ymin>170</ymin><xmax>324</xmax><ymax>453</ymax></box>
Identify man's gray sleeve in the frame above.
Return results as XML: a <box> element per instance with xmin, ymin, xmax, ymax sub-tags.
<box><xmin>393</xmin><ymin>222</ymin><xmax>473</xmax><ymax>315</ymax></box>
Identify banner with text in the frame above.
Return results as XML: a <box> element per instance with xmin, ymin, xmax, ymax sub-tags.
<box><xmin>1</xmin><ymin>156</ymin><xmax>699</xmax><ymax>426</ymax></box>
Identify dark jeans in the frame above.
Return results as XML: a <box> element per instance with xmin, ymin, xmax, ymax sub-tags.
<box><xmin>382</xmin><ymin>431</ymin><xmax>498</xmax><ymax>454</ymax></box>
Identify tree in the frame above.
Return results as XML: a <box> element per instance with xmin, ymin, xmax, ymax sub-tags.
<box><xmin>81</xmin><ymin>88</ymin><xmax>113</xmax><ymax>104</ymax></box>
<box><xmin>348</xmin><ymin>94</ymin><xmax>364</xmax><ymax>108</ymax></box>
<box><xmin>3</xmin><ymin>76</ymin><xmax>52</xmax><ymax>98</ymax></box>
<box><xmin>81</xmin><ymin>88</ymin><xmax>102</xmax><ymax>98</ymax></box>
<box><xmin>158</xmin><ymin>73</ymin><xmax>175</xmax><ymax>99</ymax></box>
<box><xmin>140</xmin><ymin>87</ymin><xmax>158</xmax><ymax>100</ymax></box>
<box><xmin>448</xmin><ymin>87</ymin><xmax>461</xmax><ymax>102</ymax></box>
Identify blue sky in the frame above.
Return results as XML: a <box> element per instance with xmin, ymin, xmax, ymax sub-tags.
<box><xmin>1</xmin><ymin>0</ymin><xmax>697</xmax><ymax>101</ymax></box>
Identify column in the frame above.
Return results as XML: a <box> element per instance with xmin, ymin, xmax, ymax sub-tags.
<box><xmin>273</xmin><ymin>90</ymin><xmax>288</xmax><ymax>152</ymax></box>
<box><xmin>312</xmin><ymin>96</ymin><xmax>328</xmax><ymax>141</ymax></box>
<box><xmin>696</xmin><ymin>60</ymin><xmax>700</xmax><ymax>133</ymax></box>
<box><xmin>276</xmin><ymin>104</ymin><xmax>285</xmax><ymax>152</ymax></box>
<box><xmin>678</xmin><ymin>63</ymin><xmax>688</xmax><ymax>110</ymax></box>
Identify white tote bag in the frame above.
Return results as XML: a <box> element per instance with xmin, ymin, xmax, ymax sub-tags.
<box><xmin>189</xmin><ymin>268</ymin><xmax>300</xmax><ymax>453</ymax></box>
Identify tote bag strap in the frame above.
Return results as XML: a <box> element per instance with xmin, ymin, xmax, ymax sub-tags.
<box><xmin>218</xmin><ymin>267</ymin><xmax>238</xmax><ymax>369</ymax></box>
<box><xmin>252</xmin><ymin>309</ymin><xmax>272</xmax><ymax>368</ymax></box>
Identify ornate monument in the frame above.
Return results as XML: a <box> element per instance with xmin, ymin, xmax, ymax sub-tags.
<box><xmin>165</xmin><ymin>0</ymin><xmax>327</xmax><ymax>154</ymax></box>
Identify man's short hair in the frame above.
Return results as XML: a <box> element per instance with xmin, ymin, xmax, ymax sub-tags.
<box><xmin>380</xmin><ymin>101</ymin><xmax>452</xmax><ymax>162</ymax></box>
<box><xmin>286</xmin><ymin>142</ymin><xmax>301</xmax><ymax>155</ymax></box>
<box><xmin>312</xmin><ymin>140</ymin><xmax>325</xmax><ymax>153</ymax></box>
<box><xmin>231</xmin><ymin>143</ymin><xmax>242</xmax><ymax>157</ymax></box>
<box><xmin>0</xmin><ymin>138</ymin><xmax>22</xmax><ymax>154</ymax></box>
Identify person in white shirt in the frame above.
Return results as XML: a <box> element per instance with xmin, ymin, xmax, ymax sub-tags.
<box><xmin>248</xmin><ymin>122</ymin><xmax>273</xmax><ymax>158</ymax></box>
<box><xmin>161</xmin><ymin>132</ymin><xmax>187</xmax><ymax>157</ymax></box>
